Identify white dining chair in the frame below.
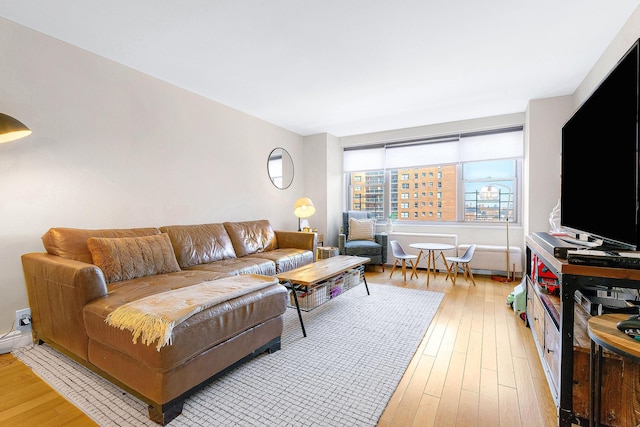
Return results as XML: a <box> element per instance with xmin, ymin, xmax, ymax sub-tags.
<box><xmin>445</xmin><ymin>244</ymin><xmax>477</xmax><ymax>286</ymax></box>
<box><xmin>389</xmin><ymin>240</ymin><xmax>418</xmax><ymax>282</ymax></box>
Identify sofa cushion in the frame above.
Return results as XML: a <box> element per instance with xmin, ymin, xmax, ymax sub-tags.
<box><xmin>348</xmin><ymin>217</ymin><xmax>376</xmax><ymax>241</ymax></box>
<box><xmin>250</xmin><ymin>248</ymin><xmax>315</xmax><ymax>273</ymax></box>
<box><xmin>87</xmin><ymin>234</ymin><xmax>181</xmax><ymax>283</ymax></box>
<box><xmin>105</xmin><ymin>275</ymin><xmax>281</xmax><ymax>351</ymax></box>
<box><xmin>42</xmin><ymin>227</ymin><xmax>161</xmax><ymax>264</ymax></box>
<box><xmin>159</xmin><ymin>223</ymin><xmax>236</xmax><ymax>268</ymax></box>
<box><xmin>83</xmin><ymin>273</ymin><xmax>287</xmax><ymax>371</ymax></box>
<box><xmin>187</xmin><ymin>257</ymin><xmax>277</xmax><ymax>276</ymax></box>
<box><xmin>224</xmin><ymin>220</ymin><xmax>278</xmax><ymax>257</ymax></box>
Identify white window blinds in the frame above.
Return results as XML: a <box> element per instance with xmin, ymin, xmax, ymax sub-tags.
<box><xmin>343</xmin><ymin>146</ymin><xmax>385</xmax><ymax>171</ymax></box>
<box><xmin>343</xmin><ymin>128</ymin><xmax>523</xmax><ymax>171</ymax></box>
<box><xmin>459</xmin><ymin>130</ymin><xmax>523</xmax><ymax>162</ymax></box>
<box><xmin>385</xmin><ymin>139</ymin><xmax>459</xmax><ymax>169</ymax></box>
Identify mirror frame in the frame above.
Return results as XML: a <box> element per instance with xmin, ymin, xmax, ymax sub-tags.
<box><xmin>267</xmin><ymin>147</ymin><xmax>294</xmax><ymax>190</ymax></box>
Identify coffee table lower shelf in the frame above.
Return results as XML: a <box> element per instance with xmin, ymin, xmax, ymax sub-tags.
<box><xmin>276</xmin><ymin>255</ymin><xmax>371</xmax><ymax>337</ymax></box>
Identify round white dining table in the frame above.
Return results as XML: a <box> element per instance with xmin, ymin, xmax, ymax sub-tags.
<box><xmin>409</xmin><ymin>242</ymin><xmax>456</xmax><ymax>286</ymax></box>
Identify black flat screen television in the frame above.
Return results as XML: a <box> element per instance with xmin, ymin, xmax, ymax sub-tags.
<box><xmin>561</xmin><ymin>38</ymin><xmax>640</xmax><ymax>250</ymax></box>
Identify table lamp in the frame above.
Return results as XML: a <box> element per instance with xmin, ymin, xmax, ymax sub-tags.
<box><xmin>0</xmin><ymin>113</ymin><xmax>31</xmax><ymax>144</ymax></box>
<box><xmin>293</xmin><ymin>197</ymin><xmax>315</xmax><ymax>231</ymax></box>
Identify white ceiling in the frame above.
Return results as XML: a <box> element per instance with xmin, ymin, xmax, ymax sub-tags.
<box><xmin>1</xmin><ymin>1</ymin><xmax>639</xmax><ymax>137</ymax></box>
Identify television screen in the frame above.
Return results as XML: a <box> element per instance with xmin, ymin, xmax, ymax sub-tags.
<box><xmin>561</xmin><ymin>39</ymin><xmax>640</xmax><ymax>250</ymax></box>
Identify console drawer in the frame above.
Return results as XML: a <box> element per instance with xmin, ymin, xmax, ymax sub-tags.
<box><xmin>543</xmin><ymin>309</ymin><xmax>560</xmax><ymax>390</ymax></box>
<box><xmin>527</xmin><ymin>281</ymin><xmax>545</xmax><ymax>346</ymax></box>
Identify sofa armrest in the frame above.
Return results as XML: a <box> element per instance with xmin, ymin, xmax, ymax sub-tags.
<box><xmin>374</xmin><ymin>233</ymin><xmax>388</xmax><ymax>264</ymax></box>
<box><xmin>275</xmin><ymin>230</ymin><xmax>317</xmax><ymax>253</ymax></box>
<box><xmin>21</xmin><ymin>252</ymin><xmax>108</xmax><ymax>360</ymax></box>
<box><xmin>339</xmin><ymin>234</ymin><xmax>346</xmax><ymax>254</ymax></box>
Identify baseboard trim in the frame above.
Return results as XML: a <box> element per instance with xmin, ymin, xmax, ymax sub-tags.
<box><xmin>0</xmin><ymin>330</ymin><xmax>33</xmax><ymax>354</ymax></box>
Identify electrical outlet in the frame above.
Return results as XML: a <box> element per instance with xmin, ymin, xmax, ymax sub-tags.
<box><xmin>16</xmin><ymin>308</ymin><xmax>31</xmax><ymax>332</ymax></box>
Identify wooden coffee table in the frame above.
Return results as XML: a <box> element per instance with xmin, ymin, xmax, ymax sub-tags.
<box><xmin>276</xmin><ymin>255</ymin><xmax>370</xmax><ymax>337</ymax></box>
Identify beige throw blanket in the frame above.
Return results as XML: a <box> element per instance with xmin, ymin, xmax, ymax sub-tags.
<box><xmin>105</xmin><ymin>275</ymin><xmax>279</xmax><ymax>351</ymax></box>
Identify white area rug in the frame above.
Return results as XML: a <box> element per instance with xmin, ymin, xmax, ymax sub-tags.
<box><xmin>13</xmin><ymin>283</ymin><xmax>443</xmax><ymax>426</ymax></box>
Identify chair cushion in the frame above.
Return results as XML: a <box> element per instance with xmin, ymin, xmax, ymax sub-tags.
<box><xmin>344</xmin><ymin>240</ymin><xmax>382</xmax><ymax>257</ymax></box>
<box><xmin>348</xmin><ymin>217</ymin><xmax>376</xmax><ymax>241</ymax></box>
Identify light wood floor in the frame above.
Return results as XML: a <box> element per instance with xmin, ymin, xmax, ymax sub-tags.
<box><xmin>0</xmin><ymin>268</ymin><xmax>557</xmax><ymax>427</ymax></box>
<box><xmin>374</xmin><ymin>268</ymin><xmax>557</xmax><ymax>427</ymax></box>
<box><xmin>0</xmin><ymin>351</ymin><xmax>96</xmax><ymax>426</ymax></box>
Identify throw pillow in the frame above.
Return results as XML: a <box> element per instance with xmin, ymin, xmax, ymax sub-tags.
<box><xmin>87</xmin><ymin>233</ymin><xmax>181</xmax><ymax>283</ymax></box>
<box><xmin>348</xmin><ymin>217</ymin><xmax>376</xmax><ymax>241</ymax></box>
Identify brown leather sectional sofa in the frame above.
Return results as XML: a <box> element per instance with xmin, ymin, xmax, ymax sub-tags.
<box><xmin>21</xmin><ymin>219</ymin><xmax>316</xmax><ymax>424</ymax></box>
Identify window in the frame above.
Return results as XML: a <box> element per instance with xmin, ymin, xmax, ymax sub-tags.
<box><xmin>463</xmin><ymin>160</ymin><xmax>515</xmax><ymax>222</ymax></box>
<box><xmin>343</xmin><ymin>127</ymin><xmax>523</xmax><ymax>224</ymax></box>
<box><xmin>345</xmin><ymin>171</ymin><xmax>385</xmax><ymax>219</ymax></box>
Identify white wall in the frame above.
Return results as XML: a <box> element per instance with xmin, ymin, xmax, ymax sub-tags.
<box><xmin>302</xmin><ymin>132</ymin><xmax>343</xmax><ymax>247</ymax></box>
<box><xmin>524</xmin><ymin>96</ymin><xmax>574</xmax><ymax>236</ymax></box>
<box><xmin>301</xmin><ymin>133</ymin><xmax>328</xmax><ymax>238</ymax></box>
<box><xmin>326</xmin><ymin>133</ymin><xmax>343</xmax><ymax>247</ymax></box>
<box><xmin>0</xmin><ymin>18</ymin><xmax>304</xmax><ymax>332</ymax></box>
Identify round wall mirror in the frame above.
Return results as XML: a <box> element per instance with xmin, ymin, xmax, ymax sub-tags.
<box><xmin>267</xmin><ymin>148</ymin><xmax>294</xmax><ymax>189</ymax></box>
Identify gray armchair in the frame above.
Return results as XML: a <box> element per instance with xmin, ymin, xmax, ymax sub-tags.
<box><xmin>338</xmin><ymin>211</ymin><xmax>387</xmax><ymax>271</ymax></box>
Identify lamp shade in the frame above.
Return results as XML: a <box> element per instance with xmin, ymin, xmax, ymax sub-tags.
<box><xmin>0</xmin><ymin>113</ymin><xmax>31</xmax><ymax>144</ymax></box>
<box><xmin>293</xmin><ymin>197</ymin><xmax>315</xmax><ymax>218</ymax></box>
